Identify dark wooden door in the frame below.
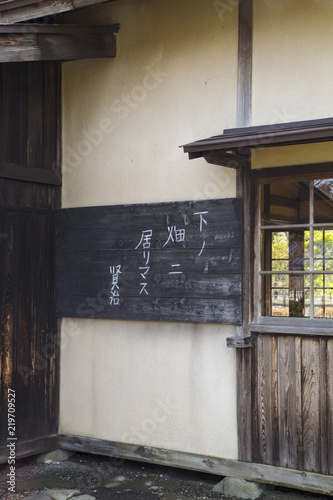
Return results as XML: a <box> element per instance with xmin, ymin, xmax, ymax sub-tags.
<box><xmin>0</xmin><ymin>61</ymin><xmax>61</xmax><ymax>462</ymax></box>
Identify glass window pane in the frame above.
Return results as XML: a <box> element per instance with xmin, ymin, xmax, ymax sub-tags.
<box><xmin>314</xmin><ymin>259</ymin><xmax>323</xmax><ymax>270</ymax></box>
<box><xmin>314</xmin><ymin>178</ymin><xmax>333</xmax><ymax>222</ymax></box>
<box><xmin>314</xmin><ymin>274</ymin><xmax>324</xmax><ymax>288</ymax></box>
<box><xmin>325</xmin><ymin>274</ymin><xmax>333</xmax><ymax>288</ymax></box>
<box><xmin>271</xmin><ymin>289</ymin><xmax>289</xmax><ymax>317</ymax></box>
<box><xmin>272</xmin><ymin>232</ymin><xmax>289</xmax><ymax>259</ymax></box>
<box><xmin>314</xmin><ymin>288</ymin><xmax>333</xmax><ymax>318</ymax></box>
<box><xmin>324</xmin><ymin>230</ymin><xmax>333</xmax><ymax>258</ymax></box>
<box><xmin>261</xmin><ymin>181</ymin><xmax>309</xmax><ymax>225</ymax></box>
<box><xmin>272</xmin><ymin>260</ymin><xmax>288</xmax><ymax>271</ymax></box>
<box><xmin>272</xmin><ymin>274</ymin><xmax>289</xmax><ymax>288</ymax></box>
<box><xmin>325</xmin><ymin>259</ymin><xmax>333</xmax><ymax>270</ymax></box>
<box><xmin>314</xmin><ymin>230</ymin><xmax>323</xmax><ymax>258</ymax></box>
<box><xmin>304</xmin><ymin>231</ymin><xmax>310</xmax><ymax>259</ymax></box>
<box><xmin>304</xmin><ymin>289</ymin><xmax>311</xmax><ymax>317</ymax></box>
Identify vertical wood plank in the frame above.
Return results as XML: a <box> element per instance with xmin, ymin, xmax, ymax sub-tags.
<box><xmin>319</xmin><ymin>337</ymin><xmax>328</xmax><ymax>475</ymax></box>
<box><xmin>27</xmin><ymin>62</ymin><xmax>44</xmax><ymax>168</ymax></box>
<box><xmin>18</xmin><ymin>62</ymin><xmax>29</xmax><ymax>166</ymax></box>
<box><xmin>251</xmin><ymin>333</ymin><xmax>260</xmax><ymax>462</ymax></box>
<box><xmin>43</xmin><ymin>62</ymin><xmax>58</xmax><ymax>170</ymax></box>
<box><xmin>237</xmin><ymin>349</ymin><xmax>252</xmax><ymax>461</ymax></box>
<box><xmin>16</xmin><ymin>211</ymin><xmax>33</xmax><ymax>442</ymax></box>
<box><xmin>0</xmin><ymin>64</ymin><xmax>3</xmax><ymax>161</ymax></box>
<box><xmin>2</xmin><ymin>63</ymin><xmax>20</xmax><ymax>164</ymax></box>
<box><xmin>295</xmin><ymin>337</ymin><xmax>303</xmax><ymax>471</ymax></box>
<box><xmin>277</xmin><ymin>336</ymin><xmax>303</xmax><ymax>469</ymax></box>
<box><xmin>0</xmin><ymin>179</ymin><xmax>18</xmax><ymax>207</ymax></box>
<box><xmin>302</xmin><ymin>338</ymin><xmax>321</xmax><ymax>473</ymax></box>
<box><xmin>326</xmin><ymin>339</ymin><xmax>333</xmax><ymax>475</ymax></box>
<box><xmin>0</xmin><ymin>211</ymin><xmax>17</xmax><ymax>443</ymax></box>
<box><xmin>257</xmin><ymin>334</ymin><xmax>279</xmax><ymax>465</ymax></box>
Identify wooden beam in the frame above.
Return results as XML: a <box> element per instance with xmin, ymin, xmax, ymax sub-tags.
<box><xmin>0</xmin><ymin>24</ymin><xmax>119</xmax><ymax>62</ymax></box>
<box><xmin>59</xmin><ymin>434</ymin><xmax>333</xmax><ymax>496</ymax></box>
<box><xmin>237</xmin><ymin>0</ymin><xmax>253</xmax><ymax>127</ymax></box>
<box><xmin>0</xmin><ymin>0</ymin><xmax>112</xmax><ymax>24</ymax></box>
<box><xmin>0</xmin><ymin>162</ymin><xmax>62</xmax><ymax>185</ymax></box>
<box><xmin>204</xmin><ymin>150</ymin><xmax>248</xmax><ymax>168</ymax></box>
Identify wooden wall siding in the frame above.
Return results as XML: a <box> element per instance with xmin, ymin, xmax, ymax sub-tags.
<box><xmin>251</xmin><ymin>333</ymin><xmax>333</xmax><ymax>475</ymax></box>
<box><xmin>0</xmin><ymin>61</ymin><xmax>59</xmax><ymax>171</ymax></box>
<box><xmin>57</xmin><ymin>199</ymin><xmax>243</xmax><ymax>324</ymax></box>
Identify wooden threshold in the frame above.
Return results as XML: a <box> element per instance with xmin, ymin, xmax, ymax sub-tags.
<box><xmin>0</xmin><ymin>435</ymin><xmax>58</xmax><ymax>463</ymax></box>
<box><xmin>0</xmin><ymin>162</ymin><xmax>62</xmax><ymax>185</ymax></box>
<box><xmin>59</xmin><ymin>434</ymin><xmax>333</xmax><ymax>496</ymax></box>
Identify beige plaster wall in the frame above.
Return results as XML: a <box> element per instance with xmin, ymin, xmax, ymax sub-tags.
<box><xmin>62</xmin><ymin>0</ymin><xmax>238</xmax><ymax>208</ymax></box>
<box><xmin>252</xmin><ymin>0</ymin><xmax>333</xmax><ymax>126</ymax></box>
<box><xmin>60</xmin><ymin>0</ymin><xmax>239</xmax><ymax>460</ymax></box>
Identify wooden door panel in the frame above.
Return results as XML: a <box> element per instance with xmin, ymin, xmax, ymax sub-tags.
<box><xmin>0</xmin><ymin>59</ymin><xmax>60</xmax><ymax>462</ymax></box>
<box><xmin>251</xmin><ymin>333</ymin><xmax>333</xmax><ymax>476</ymax></box>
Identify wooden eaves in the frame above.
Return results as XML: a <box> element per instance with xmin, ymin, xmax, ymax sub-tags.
<box><xmin>182</xmin><ymin>117</ymin><xmax>333</xmax><ymax>169</ymax></box>
<box><xmin>0</xmin><ymin>0</ymin><xmax>114</xmax><ymax>24</ymax></box>
<box><xmin>0</xmin><ymin>23</ymin><xmax>120</xmax><ymax>62</ymax></box>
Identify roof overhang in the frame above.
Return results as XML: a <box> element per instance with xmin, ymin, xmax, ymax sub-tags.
<box><xmin>182</xmin><ymin>118</ymin><xmax>333</xmax><ymax>169</ymax></box>
<box><xmin>0</xmin><ymin>0</ymin><xmax>114</xmax><ymax>24</ymax></box>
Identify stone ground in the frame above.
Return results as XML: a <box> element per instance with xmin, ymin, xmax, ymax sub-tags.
<box><xmin>0</xmin><ymin>452</ymin><xmax>331</xmax><ymax>500</ymax></box>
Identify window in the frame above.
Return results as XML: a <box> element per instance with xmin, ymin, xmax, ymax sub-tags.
<box><xmin>259</xmin><ymin>176</ymin><xmax>333</xmax><ymax>319</ymax></box>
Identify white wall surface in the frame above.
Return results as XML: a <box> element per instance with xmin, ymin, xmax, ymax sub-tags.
<box><xmin>252</xmin><ymin>0</ymin><xmax>333</xmax><ymax>125</ymax></box>
<box><xmin>60</xmin><ymin>0</ymin><xmax>239</xmax><ymax>460</ymax></box>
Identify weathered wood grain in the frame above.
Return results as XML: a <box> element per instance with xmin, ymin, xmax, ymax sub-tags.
<box><xmin>57</xmin><ymin>295</ymin><xmax>242</xmax><ymax>325</ymax></box>
<box><xmin>277</xmin><ymin>336</ymin><xmax>302</xmax><ymax>470</ymax></box>
<box><xmin>237</xmin><ymin>0</ymin><xmax>253</xmax><ymax>127</ymax></box>
<box><xmin>59</xmin><ymin>434</ymin><xmax>333</xmax><ymax>496</ymax></box>
<box><xmin>252</xmin><ymin>333</ymin><xmax>333</xmax><ymax>476</ymax></box>
<box><xmin>327</xmin><ymin>339</ymin><xmax>333</xmax><ymax>475</ymax></box>
<box><xmin>0</xmin><ymin>29</ymin><xmax>117</xmax><ymax>63</ymax></box>
<box><xmin>57</xmin><ymin>272</ymin><xmax>241</xmax><ymax>300</ymax></box>
<box><xmin>57</xmin><ymin>199</ymin><xmax>243</xmax><ymax>324</ymax></box>
<box><xmin>59</xmin><ymin>198</ymin><xmax>241</xmax><ymax>230</ymax></box>
<box><xmin>0</xmin><ymin>61</ymin><xmax>60</xmax><ymax>459</ymax></box>
<box><xmin>0</xmin><ymin>0</ymin><xmax>112</xmax><ymax>24</ymax></box>
<box><xmin>302</xmin><ymin>339</ymin><xmax>321</xmax><ymax>473</ymax></box>
<box><xmin>257</xmin><ymin>334</ymin><xmax>279</xmax><ymax>465</ymax></box>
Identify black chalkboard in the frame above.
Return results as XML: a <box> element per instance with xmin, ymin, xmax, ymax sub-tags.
<box><xmin>56</xmin><ymin>198</ymin><xmax>243</xmax><ymax>324</ymax></box>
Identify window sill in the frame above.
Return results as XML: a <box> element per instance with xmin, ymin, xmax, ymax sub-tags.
<box><xmin>250</xmin><ymin>318</ymin><xmax>333</xmax><ymax>336</ymax></box>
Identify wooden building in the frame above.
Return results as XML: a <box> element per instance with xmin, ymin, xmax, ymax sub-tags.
<box><xmin>1</xmin><ymin>0</ymin><xmax>333</xmax><ymax>496</ymax></box>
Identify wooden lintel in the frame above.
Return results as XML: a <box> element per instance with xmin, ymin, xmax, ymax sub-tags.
<box><xmin>0</xmin><ymin>0</ymin><xmax>113</xmax><ymax>24</ymax></box>
<box><xmin>0</xmin><ymin>25</ymin><xmax>118</xmax><ymax>62</ymax></box>
<box><xmin>204</xmin><ymin>150</ymin><xmax>248</xmax><ymax>169</ymax></box>
<box><xmin>0</xmin><ymin>162</ymin><xmax>62</xmax><ymax>185</ymax></box>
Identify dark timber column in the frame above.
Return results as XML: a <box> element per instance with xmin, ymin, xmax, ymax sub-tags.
<box><xmin>236</xmin><ymin>0</ymin><xmax>254</xmax><ymax>462</ymax></box>
<box><xmin>237</xmin><ymin>0</ymin><xmax>253</xmax><ymax>127</ymax></box>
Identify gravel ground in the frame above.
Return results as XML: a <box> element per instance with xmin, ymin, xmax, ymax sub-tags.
<box><xmin>0</xmin><ymin>452</ymin><xmax>331</xmax><ymax>500</ymax></box>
